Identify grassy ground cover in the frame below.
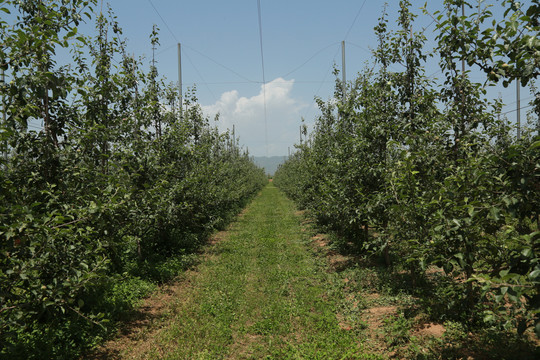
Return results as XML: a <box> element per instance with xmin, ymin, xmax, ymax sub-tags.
<box><xmin>90</xmin><ymin>182</ymin><xmax>539</xmax><ymax>359</ymax></box>
<box><xmin>90</xmin><ymin>182</ymin><xmax>379</xmax><ymax>359</ymax></box>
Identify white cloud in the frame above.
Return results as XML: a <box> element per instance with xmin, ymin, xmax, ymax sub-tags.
<box><xmin>202</xmin><ymin>77</ymin><xmax>307</xmax><ymax>156</ymax></box>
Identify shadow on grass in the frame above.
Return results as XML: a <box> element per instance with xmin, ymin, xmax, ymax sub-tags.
<box><xmin>85</xmin><ymin>295</ymin><xmax>171</xmax><ymax>360</ymax></box>
<box><xmin>303</xmin><ymin>219</ymin><xmax>540</xmax><ymax>359</ymax></box>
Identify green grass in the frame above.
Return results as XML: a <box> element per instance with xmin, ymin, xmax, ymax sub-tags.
<box><xmin>126</xmin><ymin>182</ymin><xmax>379</xmax><ymax>359</ymax></box>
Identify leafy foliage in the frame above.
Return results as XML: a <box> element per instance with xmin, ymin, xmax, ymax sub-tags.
<box><xmin>275</xmin><ymin>0</ymin><xmax>539</xmax><ymax>340</ymax></box>
<box><xmin>0</xmin><ymin>1</ymin><xmax>266</xmax><ymax>358</ymax></box>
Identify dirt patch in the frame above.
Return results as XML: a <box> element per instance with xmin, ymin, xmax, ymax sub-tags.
<box><xmin>425</xmin><ymin>266</ymin><xmax>445</xmax><ymax>276</ymax></box>
<box><xmin>364</xmin><ymin>306</ymin><xmax>398</xmax><ymax>328</ymax></box>
<box><xmin>364</xmin><ymin>293</ymin><xmax>381</xmax><ymax>301</ymax></box>
<box><xmin>229</xmin><ymin>333</ymin><xmax>264</xmax><ymax>359</ymax></box>
<box><xmin>207</xmin><ymin>230</ymin><xmax>228</xmax><ymax>246</ymax></box>
<box><xmin>328</xmin><ymin>253</ymin><xmax>351</xmax><ymax>271</ymax></box>
<box><xmin>311</xmin><ymin>234</ymin><xmax>329</xmax><ymax>248</ymax></box>
<box><xmin>416</xmin><ymin>322</ymin><xmax>445</xmax><ymax>338</ymax></box>
<box><xmin>87</xmin><ymin>277</ymin><xmax>195</xmax><ymax>359</ymax></box>
<box><xmin>238</xmin><ymin>207</ymin><xmax>250</xmax><ymax>218</ymax></box>
<box><xmin>294</xmin><ymin>210</ymin><xmax>306</xmax><ymax>217</ymax></box>
<box><xmin>360</xmin><ymin>305</ymin><xmax>399</xmax><ymax>357</ymax></box>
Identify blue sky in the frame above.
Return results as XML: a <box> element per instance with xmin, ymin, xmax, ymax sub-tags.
<box><xmin>109</xmin><ymin>0</ymin><xmax>446</xmax><ymax>156</ymax></box>
<box><xmin>12</xmin><ymin>0</ymin><xmax>537</xmax><ymax>156</ymax></box>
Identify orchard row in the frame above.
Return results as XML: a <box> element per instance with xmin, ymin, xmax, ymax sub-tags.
<box><xmin>275</xmin><ymin>0</ymin><xmax>539</xmax><ymax>340</ymax></box>
<box><xmin>0</xmin><ymin>1</ymin><xmax>267</xmax><ymax>358</ymax></box>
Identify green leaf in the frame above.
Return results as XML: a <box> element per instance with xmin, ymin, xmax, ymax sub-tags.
<box><xmin>5</xmin><ymin>228</ymin><xmax>15</xmax><ymax>239</ymax></box>
<box><xmin>529</xmin><ymin>269</ymin><xmax>540</xmax><ymax>281</ymax></box>
<box><xmin>521</xmin><ymin>248</ymin><xmax>532</xmax><ymax>258</ymax></box>
<box><xmin>89</xmin><ymin>201</ymin><xmax>98</xmax><ymax>213</ymax></box>
<box><xmin>507</xmin><ymin>288</ymin><xmax>519</xmax><ymax>303</ymax></box>
<box><xmin>489</xmin><ymin>207</ymin><xmax>500</xmax><ymax>221</ymax></box>
<box><xmin>66</xmin><ymin>28</ymin><xmax>78</xmax><ymax>38</ymax></box>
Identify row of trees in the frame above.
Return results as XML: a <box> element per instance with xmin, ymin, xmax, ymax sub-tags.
<box><xmin>275</xmin><ymin>0</ymin><xmax>539</xmax><ymax>338</ymax></box>
<box><xmin>0</xmin><ymin>1</ymin><xmax>267</xmax><ymax>358</ymax></box>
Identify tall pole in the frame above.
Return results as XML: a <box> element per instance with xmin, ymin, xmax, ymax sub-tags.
<box><xmin>516</xmin><ymin>80</ymin><xmax>521</xmax><ymax>139</ymax></box>
<box><xmin>459</xmin><ymin>3</ymin><xmax>466</xmax><ymax>144</ymax></box>
<box><xmin>342</xmin><ymin>40</ymin><xmax>346</xmax><ymax>101</ymax></box>
<box><xmin>232</xmin><ymin>124</ymin><xmax>235</xmax><ymax>146</ymax></box>
<box><xmin>461</xmin><ymin>5</ymin><xmax>465</xmax><ymax>78</ymax></box>
<box><xmin>232</xmin><ymin>124</ymin><xmax>235</xmax><ymax>151</ymax></box>
<box><xmin>461</xmin><ymin>4</ymin><xmax>465</xmax><ymax>104</ymax></box>
<box><xmin>177</xmin><ymin>43</ymin><xmax>183</xmax><ymax>120</ymax></box>
<box><xmin>1</xmin><ymin>66</ymin><xmax>4</xmax><ymax>122</ymax></box>
<box><xmin>1</xmin><ymin>66</ymin><xmax>6</xmax><ymax>164</ymax></box>
<box><xmin>132</xmin><ymin>53</ymin><xmax>140</xmax><ymax>138</ymax></box>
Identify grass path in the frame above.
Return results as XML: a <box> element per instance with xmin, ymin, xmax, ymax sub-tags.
<box><xmin>91</xmin><ymin>183</ymin><xmax>379</xmax><ymax>359</ymax></box>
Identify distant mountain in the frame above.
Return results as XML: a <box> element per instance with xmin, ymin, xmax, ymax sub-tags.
<box><xmin>252</xmin><ymin>156</ymin><xmax>288</xmax><ymax>176</ymax></box>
